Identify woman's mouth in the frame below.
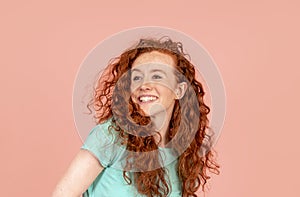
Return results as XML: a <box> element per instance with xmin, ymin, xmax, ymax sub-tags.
<box><xmin>138</xmin><ymin>95</ymin><xmax>158</xmax><ymax>103</ymax></box>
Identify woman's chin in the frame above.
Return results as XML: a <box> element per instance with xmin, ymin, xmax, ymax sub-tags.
<box><xmin>135</xmin><ymin>102</ymin><xmax>167</xmax><ymax>117</ymax></box>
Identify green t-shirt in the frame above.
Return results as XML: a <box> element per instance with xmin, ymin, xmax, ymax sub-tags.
<box><xmin>81</xmin><ymin>120</ymin><xmax>182</xmax><ymax>197</ymax></box>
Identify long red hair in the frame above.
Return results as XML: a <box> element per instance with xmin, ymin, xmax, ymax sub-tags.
<box><xmin>88</xmin><ymin>38</ymin><xmax>220</xmax><ymax>197</ymax></box>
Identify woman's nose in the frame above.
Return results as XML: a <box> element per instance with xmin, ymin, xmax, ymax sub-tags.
<box><xmin>139</xmin><ymin>82</ymin><xmax>152</xmax><ymax>91</ymax></box>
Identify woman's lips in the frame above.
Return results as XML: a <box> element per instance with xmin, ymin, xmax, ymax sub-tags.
<box><xmin>138</xmin><ymin>95</ymin><xmax>158</xmax><ymax>103</ymax></box>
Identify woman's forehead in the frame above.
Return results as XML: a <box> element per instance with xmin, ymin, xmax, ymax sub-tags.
<box><xmin>131</xmin><ymin>63</ymin><xmax>175</xmax><ymax>74</ymax></box>
<box><xmin>132</xmin><ymin>51</ymin><xmax>176</xmax><ymax>68</ymax></box>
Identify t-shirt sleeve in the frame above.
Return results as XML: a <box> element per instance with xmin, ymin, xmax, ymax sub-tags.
<box><xmin>81</xmin><ymin>121</ymin><xmax>118</xmax><ymax>168</ymax></box>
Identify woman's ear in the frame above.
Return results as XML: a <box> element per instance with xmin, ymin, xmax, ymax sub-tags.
<box><xmin>175</xmin><ymin>82</ymin><xmax>188</xmax><ymax>99</ymax></box>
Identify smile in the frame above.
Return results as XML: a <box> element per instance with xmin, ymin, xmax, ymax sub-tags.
<box><xmin>138</xmin><ymin>95</ymin><xmax>158</xmax><ymax>103</ymax></box>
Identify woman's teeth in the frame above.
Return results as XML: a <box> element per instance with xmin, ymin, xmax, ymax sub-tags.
<box><xmin>138</xmin><ymin>96</ymin><xmax>158</xmax><ymax>102</ymax></box>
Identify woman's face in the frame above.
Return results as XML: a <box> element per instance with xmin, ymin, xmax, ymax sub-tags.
<box><xmin>130</xmin><ymin>51</ymin><xmax>179</xmax><ymax>117</ymax></box>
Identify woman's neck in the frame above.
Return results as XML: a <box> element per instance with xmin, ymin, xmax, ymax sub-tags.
<box><xmin>150</xmin><ymin>106</ymin><xmax>174</xmax><ymax>147</ymax></box>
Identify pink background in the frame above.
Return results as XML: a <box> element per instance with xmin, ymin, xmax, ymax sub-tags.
<box><xmin>1</xmin><ymin>0</ymin><xmax>299</xmax><ymax>196</ymax></box>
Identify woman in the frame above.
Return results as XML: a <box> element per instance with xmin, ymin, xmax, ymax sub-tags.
<box><xmin>53</xmin><ymin>37</ymin><xmax>219</xmax><ymax>197</ymax></box>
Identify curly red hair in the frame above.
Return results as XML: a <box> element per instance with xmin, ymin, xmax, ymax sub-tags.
<box><xmin>88</xmin><ymin>37</ymin><xmax>220</xmax><ymax>197</ymax></box>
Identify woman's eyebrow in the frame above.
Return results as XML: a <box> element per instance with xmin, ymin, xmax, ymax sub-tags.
<box><xmin>131</xmin><ymin>68</ymin><xmax>142</xmax><ymax>73</ymax></box>
<box><xmin>150</xmin><ymin>69</ymin><xmax>167</xmax><ymax>75</ymax></box>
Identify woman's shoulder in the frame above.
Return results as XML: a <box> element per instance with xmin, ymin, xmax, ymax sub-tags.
<box><xmin>87</xmin><ymin>118</ymin><xmax>118</xmax><ymax>140</ymax></box>
<box><xmin>81</xmin><ymin>118</ymin><xmax>125</xmax><ymax>168</ymax></box>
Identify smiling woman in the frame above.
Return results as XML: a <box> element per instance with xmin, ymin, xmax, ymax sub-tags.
<box><xmin>130</xmin><ymin>52</ymin><xmax>187</xmax><ymax>145</ymax></box>
<box><xmin>52</xmin><ymin>37</ymin><xmax>220</xmax><ymax>197</ymax></box>
<box><xmin>131</xmin><ymin>54</ymin><xmax>178</xmax><ymax>110</ymax></box>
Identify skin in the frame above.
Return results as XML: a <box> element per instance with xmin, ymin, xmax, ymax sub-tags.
<box><xmin>131</xmin><ymin>53</ymin><xmax>177</xmax><ymax>127</ymax></box>
<box><xmin>131</xmin><ymin>51</ymin><xmax>187</xmax><ymax>145</ymax></box>
<box><xmin>52</xmin><ymin>150</ymin><xmax>104</xmax><ymax>197</ymax></box>
<box><xmin>52</xmin><ymin>51</ymin><xmax>187</xmax><ymax>196</ymax></box>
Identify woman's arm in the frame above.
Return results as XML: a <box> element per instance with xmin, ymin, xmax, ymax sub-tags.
<box><xmin>52</xmin><ymin>149</ymin><xmax>104</xmax><ymax>197</ymax></box>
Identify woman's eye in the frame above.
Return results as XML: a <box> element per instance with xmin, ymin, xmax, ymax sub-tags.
<box><xmin>152</xmin><ymin>75</ymin><xmax>162</xmax><ymax>79</ymax></box>
<box><xmin>133</xmin><ymin>76</ymin><xmax>142</xmax><ymax>81</ymax></box>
